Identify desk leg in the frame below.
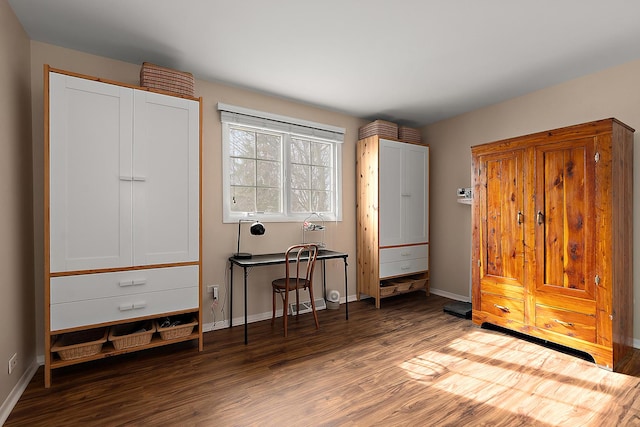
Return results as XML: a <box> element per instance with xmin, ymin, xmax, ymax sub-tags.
<box><xmin>344</xmin><ymin>258</ymin><xmax>349</xmax><ymax>320</ymax></box>
<box><xmin>322</xmin><ymin>260</ymin><xmax>327</xmax><ymax>300</ymax></box>
<box><xmin>244</xmin><ymin>266</ymin><xmax>249</xmax><ymax>345</ymax></box>
<box><xmin>229</xmin><ymin>263</ymin><xmax>233</xmax><ymax>328</ymax></box>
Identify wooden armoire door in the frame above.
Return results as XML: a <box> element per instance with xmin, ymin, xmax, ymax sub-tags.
<box><xmin>473</xmin><ymin>149</ymin><xmax>526</xmax><ymax>325</ymax></box>
<box><xmin>533</xmin><ymin>138</ymin><xmax>597</xmax><ymax>342</ymax></box>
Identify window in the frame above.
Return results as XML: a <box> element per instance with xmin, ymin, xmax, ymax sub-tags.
<box><xmin>219</xmin><ymin>103</ymin><xmax>344</xmax><ymax>223</ymax></box>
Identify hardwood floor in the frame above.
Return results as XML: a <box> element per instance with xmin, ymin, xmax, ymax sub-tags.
<box><xmin>7</xmin><ymin>293</ymin><xmax>640</xmax><ymax>426</ymax></box>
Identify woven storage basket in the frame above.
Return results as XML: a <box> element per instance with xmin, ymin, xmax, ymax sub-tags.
<box><xmin>380</xmin><ymin>284</ymin><xmax>397</xmax><ymax>296</ymax></box>
<box><xmin>108</xmin><ymin>321</ymin><xmax>156</xmax><ymax>350</ymax></box>
<box><xmin>410</xmin><ymin>277</ymin><xmax>428</xmax><ymax>290</ymax></box>
<box><xmin>359</xmin><ymin>120</ymin><xmax>398</xmax><ymax>140</ymax></box>
<box><xmin>156</xmin><ymin>315</ymin><xmax>198</xmax><ymax>340</ymax></box>
<box><xmin>51</xmin><ymin>328</ymin><xmax>108</xmax><ymax>361</ymax></box>
<box><xmin>398</xmin><ymin>126</ymin><xmax>422</xmax><ymax>144</ymax></box>
<box><xmin>391</xmin><ymin>277</ymin><xmax>414</xmax><ymax>292</ymax></box>
<box><xmin>140</xmin><ymin>62</ymin><xmax>195</xmax><ymax>97</ymax></box>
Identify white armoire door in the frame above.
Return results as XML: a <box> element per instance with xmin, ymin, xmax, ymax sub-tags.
<box><xmin>379</xmin><ymin>139</ymin><xmax>403</xmax><ymax>247</ymax></box>
<box><xmin>379</xmin><ymin>139</ymin><xmax>429</xmax><ymax>247</ymax></box>
<box><xmin>49</xmin><ymin>73</ymin><xmax>134</xmax><ymax>272</ymax></box>
<box><xmin>132</xmin><ymin>90</ymin><xmax>200</xmax><ymax>265</ymax></box>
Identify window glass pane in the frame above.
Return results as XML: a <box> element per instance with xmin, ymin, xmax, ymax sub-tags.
<box><xmin>231</xmin><ymin>186</ymin><xmax>256</xmax><ymax>212</ymax></box>
<box><xmin>230</xmin><ymin>158</ymin><xmax>256</xmax><ymax>186</ymax></box>
<box><xmin>311</xmin><ymin>142</ymin><xmax>331</xmax><ymax>167</ymax></box>
<box><xmin>257</xmin><ymin>133</ymin><xmax>281</xmax><ymax>161</ymax></box>
<box><xmin>257</xmin><ymin>160</ymin><xmax>281</xmax><ymax>187</ymax></box>
<box><xmin>230</xmin><ymin>128</ymin><xmax>256</xmax><ymax>158</ymax></box>
<box><xmin>291</xmin><ymin>189</ymin><xmax>311</xmax><ymax>212</ymax></box>
<box><xmin>291</xmin><ymin>138</ymin><xmax>310</xmax><ymax>164</ymax></box>
<box><xmin>312</xmin><ymin>191</ymin><xmax>332</xmax><ymax>212</ymax></box>
<box><xmin>290</xmin><ymin>164</ymin><xmax>310</xmax><ymax>190</ymax></box>
<box><xmin>311</xmin><ymin>166</ymin><xmax>331</xmax><ymax>191</ymax></box>
<box><xmin>257</xmin><ymin>188</ymin><xmax>281</xmax><ymax>213</ymax></box>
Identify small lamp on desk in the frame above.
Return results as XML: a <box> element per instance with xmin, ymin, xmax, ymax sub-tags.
<box><xmin>233</xmin><ymin>219</ymin><xmax>266</xmax><ymax>259</ymax></box>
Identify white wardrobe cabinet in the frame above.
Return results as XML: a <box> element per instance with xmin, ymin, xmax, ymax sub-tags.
<box><xmin>45</xmin><ymin>66</ymin><xmax>202</xmax><ymax>387</ymax></box>
<box><xmin>357</xmin><ymin>136</ymin><xmax>430</xmax><ymax>308</ymax></box>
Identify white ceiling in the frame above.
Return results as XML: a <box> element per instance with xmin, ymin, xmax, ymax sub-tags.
<box><xmin>9</xmin><ymin>0</ymin><xmax>640</xmax><ymax>127</ymax></box>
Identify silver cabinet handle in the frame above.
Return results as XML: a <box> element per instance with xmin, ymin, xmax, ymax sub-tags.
<box><xmin>537</xmin><ymin>211</ymin><xmax>544</xmax><ymax>225</ymax></box>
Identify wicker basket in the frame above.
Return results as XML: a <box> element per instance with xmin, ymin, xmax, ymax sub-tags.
<box><xmin>380</xmin><ymin>284</ymin><xmax>397</xmax><ymax>297</ymax></box>
<box><xmin>391</xmin><ymin>277</ymin><xmax>414</xmax><ymax>292</ymax></box>
<box><xmin>108</xmin><ymin>321</ymin><xmax>156</xmax><ymax>350</ymax></box>
<box><xmin>156</xmin><ymin>315</ymin><xmax>198</xmax><ymax>340</ymax></box>
<box><xmin>51</xmin><ymin>328</ymin><xmax>108</xmax><ymax>361</ymax></box>
<box><xmin>140</xmin><ymin>62</ymin><xmax>195</xmax><ymax>97</ymax></box>
<box><xmin>398</xmin><ymin>126</ymin><xmax>422</xmax><ymax>144</ymax></box>
<box><xmin>359</xmin><ymin>120</ymin><xmax>398</xmax><ymax>140</ymax></box>
<box><xmin>410</xmin><ymin>278</ymin><xmax>428</xmax><ymax>290</ymax></box>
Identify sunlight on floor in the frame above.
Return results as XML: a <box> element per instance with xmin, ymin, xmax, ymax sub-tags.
<box><xmin>400</xmin><ymin>330</ymin><xmax>632</xmax><ymax>425</ymax></box>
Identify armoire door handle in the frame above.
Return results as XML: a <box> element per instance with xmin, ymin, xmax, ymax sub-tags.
<box><xmin>517</xmin><ymin>211</ymin><xmax>523</xmax><ymax>225</ymax></box>
<box><xmin>537</xmin><ymin>211</ymin><xmax>544</xmax><ymax>225</ymax></box>
<box><xmin>494</xmin><ymin>304</ymin><xmax>510</xmax><ymax>313</ymax></box>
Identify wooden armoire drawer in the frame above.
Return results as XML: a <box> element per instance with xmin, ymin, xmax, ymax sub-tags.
<box><xmin>480</xmin><ymin>293</ymin><xmax>524</xmax><ymax>323</ymax></box>
<box><xmin>535</xmin><ymin>305</ymin><xmax>596</xmax><ymax>343</ymax></box>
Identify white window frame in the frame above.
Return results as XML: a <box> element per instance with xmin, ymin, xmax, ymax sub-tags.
<box><xmin>219</xmin><ymin>103</ymin><xmax>344</xmax><ymax>223</ymax></box>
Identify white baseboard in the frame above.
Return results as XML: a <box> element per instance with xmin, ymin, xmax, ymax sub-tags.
<box><xmin>430</xmin><ymin>287</ymin><xmax>470</xmax><ymax>302</ymax></box>
<box><xmin>0</xmin><ymin>358</ymin><xmax>40</xmax><ymax>425</ymax></box>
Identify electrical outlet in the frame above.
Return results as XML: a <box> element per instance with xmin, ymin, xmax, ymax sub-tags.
<box><xmin>8</xmin><ymin>353</ymin><xmax>17</xmax><ymax>375</ymax></box>
<box><xmin>206</xmin><ymin>285</ymin><xmax>220</xmax><ymax>300</ymax></box>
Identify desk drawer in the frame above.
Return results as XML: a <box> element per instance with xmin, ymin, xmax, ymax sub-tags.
<box><xmin>51</xmin><ymin>265</ymin><xmax>199</xmax><ymax>303</ymax></box>
<box><xmin>50</xmin><ymin>286</ymin><xmax>198</xmax><ymax>331</ymax></box>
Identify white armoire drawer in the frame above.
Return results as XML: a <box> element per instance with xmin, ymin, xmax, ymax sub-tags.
<box><xmin>379</xmin><ymin>244</ymin><xmax>429</xmax><ymax>264</ymax></box>
<box><xmin>50</xmin><ymin>287</ymin><xmax>198</xmax><ymax>331</ymax></box>
<box><xmin>50</xmin><ymin>265</ymin><xmax>198</xmax><ymax>304</ymax></box>
<box><xmin>379</xmin><ymin>258</ymin><xmax>428</xmax><ymax>279</ymax></box>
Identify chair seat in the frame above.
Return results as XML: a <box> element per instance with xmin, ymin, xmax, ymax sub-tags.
<box><xmin>272</xmin><ymin>277</ymin><xmax>311</xmax><ymax>292</ymax></box>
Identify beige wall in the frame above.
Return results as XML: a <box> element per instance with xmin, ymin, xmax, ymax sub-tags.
<box><xmin>29</xmin><ymin>41</ymin><xmax>363</xmax><ymax>356</ymax></box>
<box><xmin>0</xmin><ymin>0</ymin><xmax>34</xmax><ymax>406</ymax></box>
<box><xmin>424</xmin><ymin>59</ymin><xmax>640</xmax><ymax>339</ymax></box>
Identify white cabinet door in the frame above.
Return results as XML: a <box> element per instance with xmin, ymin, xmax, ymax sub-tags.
<box><xmin>49</xmin><ymin>73</ymin><xmax>134</xmax><ymax>272</ymax></box>
<box><xmin>379</xmin><ymin>139</ymin><xmax>429</xmax><ymax>247</ymax></box>
<box><xmin>403</xmin><ymin>143</ymin><xmax>429</xmax><ymax>244</ymax></box>
<box><xmin>379</xmin><ymin>139</ymin><xmax>403</xmax><ymax>246</ymax></box>
<box><xmin>132</xmin><ymin>90</ymin><xmax>200</xmax><ymax>264</ymax></box>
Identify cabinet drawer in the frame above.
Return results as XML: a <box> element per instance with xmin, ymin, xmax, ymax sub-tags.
<box><xmin>379</xmin><ymin>245</ymin><xmax>428</xmax><ymax>263</ymax></box>
<box><xmin>380</xmin><ymin>258</ymin><xmax>428</xmax><ymax>279</ymax></box>
<box><xmin>480</xmin><ymin>293</ymin><xmax>524</xmax><ymax>323</ymax></box>
<box><xmin>51</xmin><ymin>287</ymin><xmax>198</xmax><ymax>331</ymax></box>
<box><xmin>535</xmin><ymin>305</ymin><xmax>596</xmax><ymax>343</ymax></box>
<box><xmin>51</xmin><ymin>265</ymin><xmax>199</xmax><ymax>304</ymax></box>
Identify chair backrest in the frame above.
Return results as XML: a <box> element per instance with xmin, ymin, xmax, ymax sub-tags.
<box><xmin>284</xmin><ymin>243</ymin><xmax>319</xmax><ymax>288</ymax></box>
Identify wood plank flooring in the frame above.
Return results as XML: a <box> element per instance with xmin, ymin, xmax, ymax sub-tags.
<box><xmin>7</xmin><ymin>293</ymin><xmax>640</xmax><ymax>426</ymax></box>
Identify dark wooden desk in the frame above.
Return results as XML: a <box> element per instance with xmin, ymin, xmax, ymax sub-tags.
<box><xmin>228</xmin><ymin>249</ymin><xmax>349</xmax><ymax>344</ymax></box>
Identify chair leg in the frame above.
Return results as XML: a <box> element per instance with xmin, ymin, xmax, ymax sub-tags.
<box><xmin>283</xmin><ymin>288</ymin><xmax>288</xmax><ymax>337</ymax></box>
<box><xmin>271</xmin><ymin>288</ymin><xmax>276</xmax><ymax>326</ymax></box>
<box><xmin>308</xmin><ymin>285</ymin><xmax>319</xmax><ymax>330</ymax></box>
<box><xmin>295</xmin><ymin>287</ymin><xmax>300</xmax><ymax>320</ymax></box>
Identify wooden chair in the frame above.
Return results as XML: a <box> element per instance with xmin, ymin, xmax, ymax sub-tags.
<box><xmin>271</xmin><ymin>243</ymin><xmax>319</xmax><ymax>337</ymax></box>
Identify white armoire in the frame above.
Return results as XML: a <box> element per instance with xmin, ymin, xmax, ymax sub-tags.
<box><xmin>357</xmin><ymin>136</ymin><xmax>430</xmax><ymax>308</ymax></box>
<box><xmin>44</xmin><ymin>66</ymin><xmax>202</xmax><ymax>387</ymax></box>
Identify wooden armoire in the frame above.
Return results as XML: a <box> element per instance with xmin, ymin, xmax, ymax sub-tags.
<box><xmin>471</xmin><ymin>118</ymin><xmax>634</xmax><ymax>370</ymax></box>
